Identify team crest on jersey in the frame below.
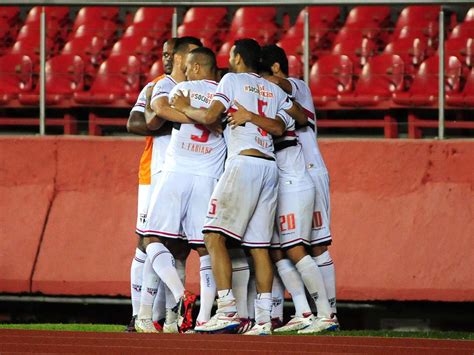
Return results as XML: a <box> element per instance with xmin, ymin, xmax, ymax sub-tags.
<box><xmin>244</xmin><ymin>84</ymin><xmax>274</xmax><ymax>98</ymax></box>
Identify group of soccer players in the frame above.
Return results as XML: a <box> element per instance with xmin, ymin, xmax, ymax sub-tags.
<box><xmin>126</xmin><ymin>35</ymin><xmax>338</xmax><ymax>335</ymax></box>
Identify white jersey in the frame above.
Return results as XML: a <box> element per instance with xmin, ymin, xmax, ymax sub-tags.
<box><xmin>287</xmin><ymin>77</ymin><xmax>327</xmax><ymax>173</ymax></box>
<box><xmin>274</xmin><ymin>112</ymin><xmax>307</xmax><ymax>183</ymax></box>
<box><xmin>212</xmin><ymin>72</ymin><xmax>293</xmax><ymax>159</ymax></box>
<box><xmin>165</xmin><ymin>80</ymin><xmax>226</xmax><ymax>179</ymax></box>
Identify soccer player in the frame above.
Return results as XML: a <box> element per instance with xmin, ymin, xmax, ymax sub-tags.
<box><xmin>134</xmin><ymin>36</ymin><xmax>203</xmax><ymax>333</ymax></box>
<box><xmin>125</xmin><ymin>38</ymin><xmax>176</xmax><ymax>332</ymax></box>
<box><xmin>171</xmin><ymin>38</ymin><xmax>305</xmax><ymax>335</ymax></box>
<box><xmin>145</xmin><ymin>47</ymin><xmax>226</xmax><ymax>329</ymax></box>
<box><xmin>260</xmin><ymin>44</ymin><xmax>339</xmax><ymax>333</ymax></box>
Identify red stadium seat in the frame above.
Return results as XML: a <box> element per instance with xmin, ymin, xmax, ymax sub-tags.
<box><xmin>178</xmin><ymin>21</ymin><xmax>222</xmax><ymax>44</ymax></box>
<box><xmin>384</xmin><ymin>29</ymin><xmax>430</xmax><ymax>74</ymax></box>
<box><xmin>0</xmin><ymin>6</ymin><xmax>20</xmax><ymax>24</ymax></box>
<box><xmin>183</xmin><ymin>7</ymin><xmax>227</xmax><ymax>25</ymax></box>
<box><xmin>332</xmin><ymin>28</ymin><xmax>377</xmax><ymax>70</ymax></box>
<box><xmin>0</xmin><ymin>53</ymin><xmax>33</xmax><ymax>105</ymax></box>
<box><xmin>18</xmin><ymin>54</ymin><xmax>84</xmax><ymax>106</ymax></box>
<box><xmin>392</xmin><ymin>6</ymin><xmax>440</xmax><ymax>40</ymax></box>
<box><xmin>17</xmin><ymin>21</ymin><xmax>66</xmax><ymax>43</ymax></box>
<box><xmin>62</xmin><ymin>36</ymin><xmax>107</xmax><ymax>79</ymax></box>
<box><xmin>25</xmin><ymin>6</ymin><xmax>69</xmax><ymax>25</ymax></box>
<box><xmin>231</xmin><ymin>22</ymin><xmax>279</xmax><ymax>45</ymax></box>
<box><xmin>277</xmin><ymin>36</ymin><xmax>302</xmax><ymax>57</ymax></box>
<box><xmin>230</xmin><ymin>7</ymin><xmax>276</xmax><ymax>33</ymax></box>
<box><xmin>73</xmin><ymin>6</ymin><xmax>119</xmax><ymax>31</ymax></box>
<box><xmin>309</xmin><ymin>54</ymin><xmax>353</xmax><ymax>107</ymax></box>
<box><xmin>132</xmin><ymin>7</ymin><xmax>174</xmax><ymax>26</ymax></box>
<box><xmin>74</xmin><ymin>54</ymin><xmax>141</xmax><ymax>106</ymax></box>
<box><xmin>448</xmin><ymin>22</ymin><xmax>474</xmax><ymax>40</ymax></box>
<box><xmin>295</xmin><ymin>6</ymin><xmax>340</xmax><ymax>27</ymax></box>
<box><xmin>0</xmin><ymin>18</ymin><xmax>15</xmax><ymax>53</ymax></box>
<box><xmin>146</xmin><ymin>60</ymin><xmax>164</xmax><ymax>84</ymax></box>
<box><xmin>123</xmin><ymin>22</ymin><xmax>169</xmax><ymax>44</ymax></box>
<box><xmin>464</xmin><ymin>7</ymin><xmax>474</xmax><ymax>22</ymax></box>
<box><xmin>216</xmin><ymin>40</ymin><xmax>233</xmax><ymax>68</ymax></box>
<box><xmin>10</xmin><ymin>37</ymin><xmax>56</xmax><ymax>66</ymax></box>
<box><xmin>72</xmin><ymin>21</ymin><xmax>118</xmax><ymax>47</ymax></box>
<box><xmin>392</xmin><ymin>55</ymin><xmax>462</xmax><ymax>107</ymax></box>
<box><xmin>338</xmin><ymin>54</ymin><xmax>404</xmax><ymax>108</ymax></box>
<box><xmin>110</xmin><ymin>36</ymin><xmax>156</xmax><ymax>71</ymax></box>
<box><xmin>447</xmin><ymin>67</ymin><xmax>474</xmax><ymax>106</ymax></box>
<box><xmin>343</xmin><ymin>6</ymin><xmax>391</xmax><ymax>41</ymax></box>
<box><xmin>288</xmin><ymin>55</ymin><xmax>303</xmax><ymax>79</ymax></box>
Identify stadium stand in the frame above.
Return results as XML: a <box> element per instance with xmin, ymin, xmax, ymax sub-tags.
<box><xmin>0</xmin><ymin>4</ymin><xmax>472</xmax><ymax>137</ymax></box>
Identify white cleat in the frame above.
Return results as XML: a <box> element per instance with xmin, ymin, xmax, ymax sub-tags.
<box><xmin>194</xmin><ymin>311</ymin><xmax>240</xmax><ymax>333</ymax></box>
<box><xmin>243</xmin><ymin>321</ymin><xmax>272</xmax><ymax>336</ymax></box>
<box><xmin>163</xmin><ymin>321</ymin><xmax>179</xmax><ymax>333</ymax></box>
<box><xmin>135</xmin><ymin>318</ymin><xmax>159</xmax><ymax>333</ymax></box>
<box><xmin>297</xmin><ymin>316</ymin><xmax>339</xmax><ymax>334</ymax></box>
<box><xmin>274</xmin><ymin>314</ymin><xmax>316</xmax><ymax>333</ymax></box>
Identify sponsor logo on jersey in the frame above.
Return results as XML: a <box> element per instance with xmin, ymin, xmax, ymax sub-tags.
<box><xmin>190</xmin><ymin>91</ymin><xmax>214</xmax><ymax>105</ymax></box>
<box><xmin>244</xmin><ymin>84</ymin><xmax>274</xmax><ymax>98</ymax></box>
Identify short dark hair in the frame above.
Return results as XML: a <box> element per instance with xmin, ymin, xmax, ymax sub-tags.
<box><xmin>174</xmin><ymin>36</ymin><xmax>203</xmax><ymax>55</ymax></box>
<box><xmin>189</xmin><ymin>47</ymin><xmax>217</xmax><ymax>71</ymax></box>
<box><xmin>261</xmin><ymin>45</ymin><xmax>289</xmax><ymax>76</ymax></box>
<box><xmin>234</xmin><ymin>38</ymin><xmax>261</xmax><ymax>71</ymax></box>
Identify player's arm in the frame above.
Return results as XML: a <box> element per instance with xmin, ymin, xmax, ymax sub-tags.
<box><xmin>127</xmin><ymin>111</ymin><xmax>165</xmax><ymax>136</ymax></box>
<box><xmin>172</xmin><ymin>92</ymin><xmax>225</xmax><ymax>125</ymax></box>
<box><xmin>265</xmin><ymin>75</ymin><xmax>293</xmax><ymax>95</ymax></box>
<box><xmin>285</xmin><ymin>101</ymin><xmax>307</xmax><ymax>127</ymax></box>
<box><xmin>228</xmin><ymin>101</ymin><xmax>286</xmax><ymax>136</ymax></box>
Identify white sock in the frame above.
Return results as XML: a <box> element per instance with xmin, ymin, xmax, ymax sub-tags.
<box><xmin>276</xmin><ymin>258</ymin><xmax>311</xmax><ymax>317</ymax></box>
<box><xmin>296</xmin><ymin>255</ymin><xmax>332</xmax><ymax>318</ymax></box>
<box><xmin>137</xmin><ymin>255</ymin><xmax>159</xmax><ymax>320</ymax></box>
<box><xmin>175</xmin><ymin>258</ymin><xmax>186</xmax><ymax>285</ymax></box>
<box><xmin>130</xmin><ymin>248</ymin><xmax>146</xmax><ymax>316</ymax></box>
<box><xmin>229</xmin><ymin>249</ymin><xmax>250</xmax><ymax>319</ymax></box>
<box><xmin>271</xmin><ymin>272</ymin><xmax>284</xmax><ymax>322</ymax></box>
<box><xmin>146</xmin><ymin>242</ymin><xmax>184</xmax><ymax>304</ymax></box>
<box><xmin>152</xmin><ymin>280</ymin><xmax>166</xmax><ymax>322</ymax></box>
<box><xmin>314</xmin><ymin>251</ymin><xmax>337</xmax><ymax>314</ymax></box>
<box><xmin>246</xmin><ymin>256</ymin><xmax>257</xmax><ymax>320</ymax></box>
<box><xmin>254</xmin><ymin>293</ymin><xmax>272</xmax><ymax>325</ymax></box>
<box><xmin>196</xmin><ymin>255</ymin><xmax>216</xmax><ymax>323</ymax></box>
<box><xmin>217</xmin><ymin>289</ymin><xmax>237</xmax><ymax>315</ymax></box>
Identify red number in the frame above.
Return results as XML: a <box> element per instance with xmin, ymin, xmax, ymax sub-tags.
<box><xmin>279</xmin><ymin>213</ymin><xmax>296</xmax><ymax>232</ymax></box>
<box><xmin>257</xmin><ymin>99</ymin><xmax>268</xmax><ymax>136</ymax></box>
<box><xmin>312</xmin><ymin>211</ymin><xmax>322</xmax><ymax>229</ymax></box>
<box><xmin>191</xmin><ymin>124</ymin><xmax>210</xmax><ymax>143</ymax></box>
<box><xmin>208</xmin><ymin>199</ymin><xmax>217</xmax><ymax>216</ymax></box>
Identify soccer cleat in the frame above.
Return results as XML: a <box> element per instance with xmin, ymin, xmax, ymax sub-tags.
<box><xmin>274</xmin><ymin>314</ymin><xmax>315</xmax><ymax>333</ymax></box>
<box><xmin>297</xmin><ymin>316</ymin><xmax>339</xmax><ymax>334</ymax></box>
<box><xmin>243</xmin><ymin>321</ymin><xmax>272</xmax><ymax>335</ymax></box>
<box><xmin>153</xmin><ymin>319</ymin><xmax>164</xmax><ymax>332</ymax></box>
<box><xmin>271</xmin><ymin>317</ymin><xmax>284</xmax><ymax>330</ymax></box>
<box><xmin>235</xmin><ymin>318</ymin><xmax>254</xmax><ymax>334</ymax></box>
<box><xmin>135</xmin><ymin>318</ymin><xmax>159</xmax><ymax>333</ymax></box>
<box><xmin>194</xmin><ymin>311</ymin><xmax>240</xmax><ymax>333</ymax></box>
<box><xmin>176</xmin><ymin>290</ymin><xmax>197</xmax><ymax>333</ymax></box>
<box><xmin>163</xmin><ymin>321</ymin><xmax>179</xmax><ymax>333</ymax></box>
<box><xmin>124</xmin><ymin>315</ymin><xmax>137</xmax><ymax>332</ymax></box>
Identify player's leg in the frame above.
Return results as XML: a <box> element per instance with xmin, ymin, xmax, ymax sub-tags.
<box><xmin>198</xmin><ymin>157</ymin><xmax>261</xmax><ymax>333</ymax></box>
<box><xmin>269</xmin><ymin>233</ymin><xmax>284</xmax><ymax>329</ymax></box>
<box><xmin>309</xmin><ymin>171</ymin><xmax>337</xmax><ymax>315</ymax></box>
<box><xmin>242</xmin><ymin>159</ymin><xmax>278</xmax><ymax>335</ymax></box>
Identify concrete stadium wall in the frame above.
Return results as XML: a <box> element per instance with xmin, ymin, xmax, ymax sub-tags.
<box><xmin>0</xmin><ymin>137</ymin><xmax>472</xmax><ymax>301</ymax></box>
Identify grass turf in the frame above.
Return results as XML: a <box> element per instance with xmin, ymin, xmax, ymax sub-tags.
<box><xmin>0</xmin><ymin>324</ymin><xmax>472</xmax><ymax>340</ymax></box>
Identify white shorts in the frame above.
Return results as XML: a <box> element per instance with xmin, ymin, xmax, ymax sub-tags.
<box><xmin>271</xmin><ymin>171</ymin><xmax>315</xmax><ymax>249</ymax></box>
<box><xmin>135</xmin><ymin>173</ymin><xmax>160</xmax><ymax>236</ymax></box>
<box><xmin>309</xmin><ymin>169</ymin><xmax>331</xmax><ymax>245</ymax></box>
<box><xmin>143</xmin><ymin>171</ymin><xmax>217</xmax><ymax>247</ymax></box>
<box><xmin>202</xmin><ymin>155</ymin><xmax>278</xmax><ymax>248</ymax></box>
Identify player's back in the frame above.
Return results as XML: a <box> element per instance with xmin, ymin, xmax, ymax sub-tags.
<box><xmin>165</xmin><ymin>79</ymin><xmax>226</xmax><ymax>179</ymax></box>
<box><xmin>288</xmin><ymin>77</ymin><xmax>327</xmax><ymax>173</ymax></box>
<box><xmin>214</xmin><ymin>72</ymin><xmax>292</xmax><ymax>159</ymax></box>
